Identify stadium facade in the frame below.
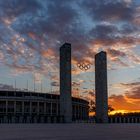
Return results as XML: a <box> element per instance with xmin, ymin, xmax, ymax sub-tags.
<box><xmin>0</xmin><ymin>90</ymin><xmax>89</xmax><ymax>123</ymax></box>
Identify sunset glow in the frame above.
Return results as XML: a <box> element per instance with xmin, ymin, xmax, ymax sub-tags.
<box><xmin>0</xmin><ymin>0</ymin><xmax>140</xmax><ymax>114</ymax></box>
<box><xmin>109</xmin><ymin>110</ymin><xmax>140</xmax><ymax>115</ymax></box>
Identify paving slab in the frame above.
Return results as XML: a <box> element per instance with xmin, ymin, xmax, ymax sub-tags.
<box><xmin>0</xmin><ymin>124</ymin><xmax>140</xmax><ymax>140</ymax></box>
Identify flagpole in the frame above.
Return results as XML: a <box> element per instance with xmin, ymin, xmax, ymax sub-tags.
<box><xmin>15</xmin><ymin>79</ymin><xmax>16</xmax><ymax>91</ymax></box>
<box><xmin>34</xmin><ymin>72</ymin><xmax>35</xmax><ymax>93</ymax></box>
<box><xmin>27</xmin><ymin>80</ymin><xmax>28</xmax><ymax>91</ymax></box>
<box><xmin>41</xmin><ymin>80</ymin><xmax>42</xmax><ymax>93</ymax></box>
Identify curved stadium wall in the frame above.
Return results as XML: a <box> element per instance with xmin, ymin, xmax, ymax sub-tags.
<box><xmin>0</xmin><ymin>90</ymin><xmax>89</xmax><ymax>123</ymax></box>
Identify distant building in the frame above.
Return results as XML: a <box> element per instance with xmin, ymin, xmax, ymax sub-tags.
<box><xmin>95</xmin><ymin>51</ymin><xmax>108</xmax><ymax>123</ymax></box>
<box><xmin>0</xmin><ymin>91</ymin><xmax>89</xmax><ymax>123</ymax></box>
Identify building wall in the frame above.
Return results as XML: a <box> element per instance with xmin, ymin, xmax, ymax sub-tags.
<box><xmin>0</xmin><ymin>91</ymin><xmax>88</xmax><ymax>123</ymax></box>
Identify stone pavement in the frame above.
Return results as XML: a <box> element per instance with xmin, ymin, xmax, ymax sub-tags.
<box><xmin>0</xmin><ymin>124</ymin><xmax>140</xmax><ymax>140</ymax></box>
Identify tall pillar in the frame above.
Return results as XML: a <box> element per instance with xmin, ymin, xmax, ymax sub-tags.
<box><xmin>56</xmin><ymin>102</ymin><xmax>59</xmax><ymax>116</ymax></box>
<box><xmin>60</xmin><ymin>43</ymin><xmax>72</xmax><ymax>123</ymax></box>
<box><xmin>6</xmin><ymin>100</ymin><xmax>8</xmax><ymax>116</ymax></box>
<box><xmin>50</xmin><ymin>102</ymin><xmax>53</xmax><ymax>116</ymax></box>
<box><xmin>22</xmin><ymin>101</ymin><xmax>24</xmax><ymax>115</ymax></box>
<box><xmin>95</xmin><ymin>51</ymin><xmax>108</xmax><ymax>123</ymax></box>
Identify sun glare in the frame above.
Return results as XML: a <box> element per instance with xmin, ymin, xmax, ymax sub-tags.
<box><xmin>109</xmin><ymin>110</ymin><xmax>140</xmax><ymax>115</ymax></box>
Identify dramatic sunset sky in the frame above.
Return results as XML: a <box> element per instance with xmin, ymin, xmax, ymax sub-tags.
<box><xmin>0</xmin><ymin>0</ymin><xmax>140</xmax><ymax>113</ymax></box>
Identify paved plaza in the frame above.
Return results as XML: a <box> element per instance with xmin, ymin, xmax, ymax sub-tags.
<box><xmin>0</xmin><ymin>124</ymin><xmax>140</xmax><ymax>140</ymax></box>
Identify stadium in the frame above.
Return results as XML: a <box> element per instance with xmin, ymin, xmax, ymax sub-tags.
<box><xmin>0</xmin><ymin>90</ymin><xmax>89</xmax><ymax>123</ymax></box>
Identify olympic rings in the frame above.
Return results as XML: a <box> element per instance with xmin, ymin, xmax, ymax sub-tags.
<box><xmin>77</xmin><ymin>63</ymin><xmax>91</xmax><ymax>71</ymax></box>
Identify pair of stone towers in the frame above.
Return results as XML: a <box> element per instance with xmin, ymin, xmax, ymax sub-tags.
<box><xmin>60</xmin><ymin>43</ymin><xmax>108</xmax><ymax>123</ymax></box>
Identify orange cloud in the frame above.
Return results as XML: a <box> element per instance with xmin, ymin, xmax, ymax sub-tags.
<box><xmin>109</xmin><ymin>94</ymin><xmax>140</xmax><ymax>111</ymax></box>
<box><xmin>109</xmin><ymin>81</ymin><xmax>140</xmax><ymax>111</ymax></box>
<box><xmin>28</xmin><ymin>32</ymin><xmax>36</xmax><ymax>40</ymax></box>
<box><xmin>41</xmin><ymin>48</ymin><xmax>55</xmax><ymax>58</ymax></box>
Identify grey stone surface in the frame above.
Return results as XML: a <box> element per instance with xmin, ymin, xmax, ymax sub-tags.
<box><xmin>95</xmin><ymin>51</ymin><xmax>108</xmax><ymax>123</ymax></box>
<box><xmin>60</xmin><ymin>43</ymin><xmax>72</xmax><ymax>123</ymax></box>
<box><xmin>0</xmin><ymin>124</ymin><xmax>140</xmax><ymax>140</ymax></box>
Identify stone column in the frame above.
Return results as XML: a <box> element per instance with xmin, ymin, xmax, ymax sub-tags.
<box><xmin>6</xmin><ymin>100</ymin><xmax>8</xmax><ymax>116</ymax></box>
<box><xmin>22</xmin><ymin>101</ymin><xmax>24</xmax><ymax>117</ymax></box>
<box><xmin>14</xmin><ymin>101</ymin><xmax>16</xmax><ymax>115</ymax></box>
<box><xmin>60</xmin><ymin>43</ymin><xmax>72</xmax><ymax>123</ymax></box>
<box><xmin>30</xmin><ymin>101</ymin><xmax>32</xmax><ymax>116</ymax></box>
<box><xmin>37</xmin><ymin>102</ymin><xmax>39</xmax><ymax>115</ymax></box>
<box><xmin>56</xmin><ymin>102</ymin><xmax>59</xmax><ymax>117</ymax></box>
<box><xmin>50</xmin><ymin>102</ymin><xmax>52</xmax><ymax>116</ymax></box>
<box><xmin>44</xmin><ymin>102</ymin><xmax>46</xmax><ymax>115</ymax></box>
<box><xmin>95</xmin><ymin>51</ymin><xmax>108</xmax><ymax>123</ymax></box>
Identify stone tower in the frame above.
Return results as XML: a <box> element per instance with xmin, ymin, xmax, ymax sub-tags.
<box><xmin>60</xmin><ymin>43</ymin><xmax>72</xmax><ymax>123</ymax></box>
<box><xmin>95</xmin><ymin>51</ymin><xmax>108</xmax><ymax>123</ymax></box>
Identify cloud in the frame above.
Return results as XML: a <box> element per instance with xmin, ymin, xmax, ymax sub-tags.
<box><xmin>107</xmin><ymin>48</ymin><xmax>126</xmax><ymax>57</ymax></box>
<box><xmin>89</xmin><ymin>22</ymin><xmax>140</xmax><ymax>46</ymax></box>
<box><xmin>120</xmin><ymin>82</ymin><xmax>140</xmax><ymax>87</ymax></box>
<box><xmin>72</xmin><ymin>81</ymin><xmax>80</xmax><ymax>87</ymax></box>
<box><xmin>1</xmin><ymin>0</ymin><xmax>40</xmax><ymax>15</ymax></box>
<box><xmin>0</xmin><ymin>83</ymin><xmax>25</xmax><ymax>91</ymax></box>
<box><xmin>0</xmin><ymin>0</ymin><xmax>140</xmax><ymax>77</ymax></box>
<box><xmin>0</xmin><ymin>83</ymin><xmax>15</xmax><ymax>90</ymax></box>
<box><xmin>83</xmin><ymin>90</ymin><xmax>95</xmax><ymax>101</ymax></box>
<box><xmin>109</xmin><ymin>81</ymin><xmax>140</xmax><ymax>110</ymax></box>
<box><xmin>51</xmin><ymin>81</ymin><xmax>59</xmax><ymax>87</ymax></box>
<box><xmin>90</xmin><ymin>24</ymin><xmax>118</xmax><ymax>40</ymax></box>
<box><xmin>109</xmin><ymin>94</ymin><xmax>140</xmax><ymax>111</ymax></box>
<box><xmin>122</xmin><ymin>82</ymin><xmax>140</xmax><ymax>99</ymax></box>
<box><xmin>82</xmin><ymin>0</ymin><xmax>135</xmax><ymax>21</ymax></box>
